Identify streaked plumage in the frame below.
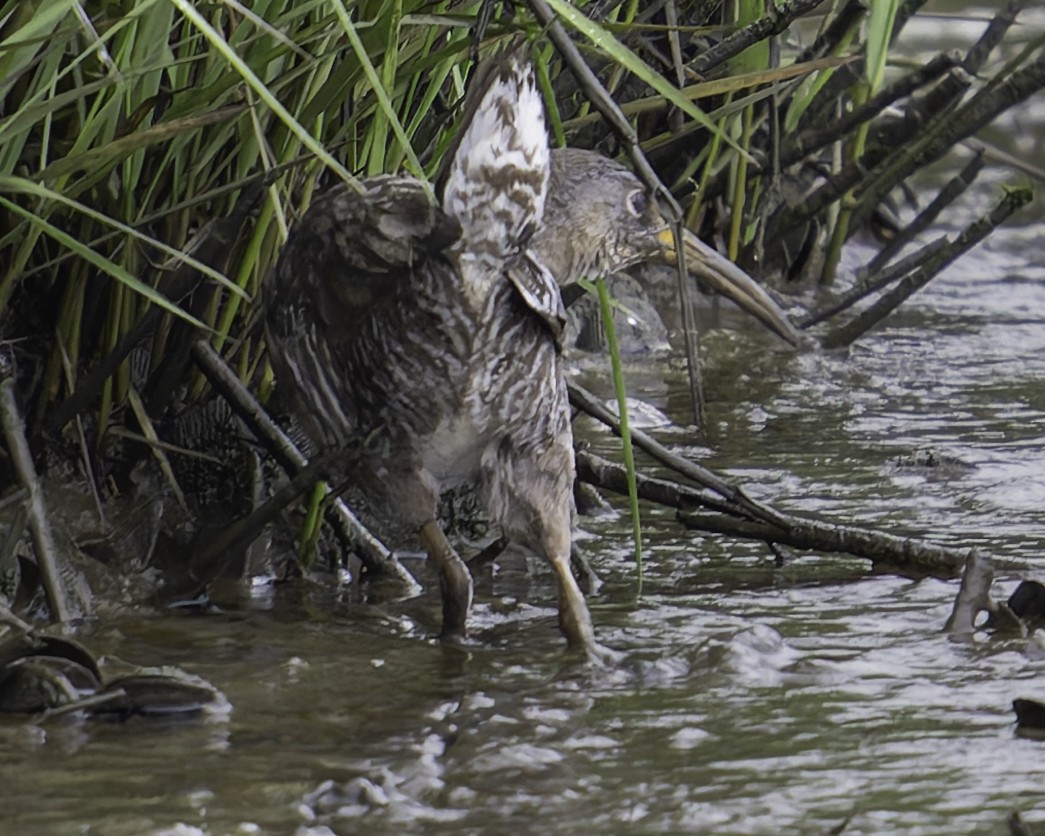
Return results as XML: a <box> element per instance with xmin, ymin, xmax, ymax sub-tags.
<box><xmin>265</xmin><ymin>55</ymin><xmax>595</xmax><ymax>651</ymax></box>
<box><xmin>264</xmin><ymin>53</ymin><xmax>800</xmax><ymax>656</ymax></box>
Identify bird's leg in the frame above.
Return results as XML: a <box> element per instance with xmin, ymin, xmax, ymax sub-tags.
<box><xmin>418</xmin><ymin>519</ymin><xmax>474</xmax><ymax>638</ymax></box>
<box><xmin>550</xmin><ymin>554</ymin><xmax>597</xmax><ymax>653</ymax></box>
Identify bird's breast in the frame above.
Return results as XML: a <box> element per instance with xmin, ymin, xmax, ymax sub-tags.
<box><xmin>420</xmin><ymin>413</ymin><xmax>485</xmax><ymax>485</ymax></box>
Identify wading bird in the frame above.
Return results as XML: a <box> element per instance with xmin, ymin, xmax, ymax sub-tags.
<box><xmin>264</xmin><ymin>52</ymin><xmax>797</xmax><ymax>657</ymax></box>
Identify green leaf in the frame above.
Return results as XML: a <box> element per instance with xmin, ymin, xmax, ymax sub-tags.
<box><xmin>543</xmin><ymin>0</ymin><xmax>748</xmax><ymax>159</ymax></box>
<box><xmin>595</xmin><ymin>277</ymin><xmax>643</xmax><ymax>582</ymax></box>
<box><xmin>0</xmin><ymin>195</ymin><xmax>209</xmax><ymax>332</ymax></box>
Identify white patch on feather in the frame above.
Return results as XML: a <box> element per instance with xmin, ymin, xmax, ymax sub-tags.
<box><xmin>442</xmin><ymin>55</ymin><xmax>549</xmax><ymax>263</ymax></box>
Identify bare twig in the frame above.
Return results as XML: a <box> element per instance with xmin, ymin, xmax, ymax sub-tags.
<box><xmin>799</xmin><ymin>235</ymin><xmax>949</xmax><ymax>329</ymax></box>
<box><xmin>0</xmin><ymin>350</ymin><xmax>73</xmax><ymax>623</ymax></box>
<box><xmin>577</xmin><ymin>449</ymin><xmax>746</xmax><ymax>517</ymax></box>
<box><xmin>190</xmin><ymin>340</ymin><xmax>418</xmax><ymax>590</ymax></box>
<box><xmin>822</xmin><ymin>186</ymin><xmax>1032</xmax><ymax>348</ymax></box>
<box><xmin>581</xmin><ymin>448</ymin><xmax>1018</xmax><ymax>580</ymax></box>
<box><xmin>183</xmin><ymin>454</ymin><xmax>336</xmax><ymax>598</ymax></box>
<box><xmin>568</xmin><ymin>382</ymin><xmax>790</xmax><ymax>528</ymax></box>
<box><xmin>676</xmin><ymin>507</ymin><xmax>1009</xmax><ymax>579</ymax></box>
<box><xmin>855</xmin><ymin>150</ymin><xmax>984</xmax><ymax>281</ymax></box>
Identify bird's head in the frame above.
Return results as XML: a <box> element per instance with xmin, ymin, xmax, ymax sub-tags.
<box><xmin>535</xmin><ymin>148</ymin><xmax>665</xmax><ymax>282</ymax></box>
<box><xmin>533</xmin><ymin>148</ymin><xmax>801</xmax><ymax>346</ymax></box>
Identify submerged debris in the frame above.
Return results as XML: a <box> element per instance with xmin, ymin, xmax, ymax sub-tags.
<box><xmin>0</xmin><ymin>629</ymin><xmax>226</xmax><ymax>720</ymax></box>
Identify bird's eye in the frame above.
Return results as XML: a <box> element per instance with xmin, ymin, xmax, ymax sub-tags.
<box><xmin>627</xmin><ymin>190</ymin><xmax>648</xmax><ymax>218</ymax></box>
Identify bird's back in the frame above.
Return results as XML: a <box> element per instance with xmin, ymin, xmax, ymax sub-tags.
<box><xmin>263</xmin><ymin>52</ymin><xmax>570</xmax><ymax>545</ymax></box>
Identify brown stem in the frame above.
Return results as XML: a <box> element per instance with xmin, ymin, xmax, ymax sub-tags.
<box><xmin>0</xmin><ymin>350</ymin><xmax>73</xmax><ymax>623</ymax></box>
<box><xmin>821</xmin><ymin>186</ymin><xmax>1032</xmax><ymax>348</ymax></box>
<box><xmin>190</xmin><ymin>340</ymin><xmax>417</xmax><ymax>588</ymax></box>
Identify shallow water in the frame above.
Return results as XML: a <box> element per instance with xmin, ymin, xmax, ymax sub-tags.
<box><xmin>6</xmin><ymin>6</ymin><xmax>1045</xmax><ymax>836</ymax></box>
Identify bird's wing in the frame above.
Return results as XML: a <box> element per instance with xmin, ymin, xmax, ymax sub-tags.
<box><xmin>265</xmin><ymin>175</ymin><xmax>460</xmax><ymax>338</ymax></box>
<box><xmin>506</xmin><ymin>253</ymin><xmax>567</xmax><ymax>349</ymax></box>
<box><xmin>440</xmin><ymin>51</ymin><xmax>549</xmax><ymax>261</ymax></box>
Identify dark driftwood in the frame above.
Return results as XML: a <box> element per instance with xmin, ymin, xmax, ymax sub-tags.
<box><xmin>848</xmin><ymin>57</ymin><xmax>1044</xmax><ymax>235</ymax></box>
<box><xmin>822</xmin><ymin>186</ymin><xmax>1033</xmax><ymax>348</ymax></box>
<box><xmin>677</xmin><ymin>509</ymin><xmax>972</xmax><ymax>578</ymax></box>
<box><xmin>855</xmin><ymin>151</ymin><xmax>984</xmax><ymax>281</ymax></box>
<box><xmin>577</xmin><ymin>450</ymin><xmax>744</xmax><ymax>518</ymax></box>
<box><xmin>681</xmin><ymin>505</ymin><xmax>1030</xmax><ymax>579</ymax></box>
<box><xmin>792</xmin><ymin>0</ymin><xmax>865</xmax><ymax>67</ymax></box>
<box><xmin>579</xmin><ymin>449</ymin><xmax>1022</xmax><ymax>580</ymax></box>
<box><xmin>568</xmin><ymin>383</ymin><xmax>789</xmax><ymax>527</ymax></box>
<box><xmin>799</xmin><ymin>236</ymin><xmax>949</xmax><ymax>329</ymax></box>
<box><xmin>190</xmin><ymin>340</ymin><xmax>417</xmax><ymax>590</ymax></box>
<box><xmin>902</xmin><ymin>0</ymin><xmax>1030</xmax><ymax>130</ymax></box>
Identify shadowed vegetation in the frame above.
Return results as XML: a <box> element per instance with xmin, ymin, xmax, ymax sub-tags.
<box><xmin>0</xmin><ymin>1</ymin><xmax>1040</xmax><ymax>621</ymax></box>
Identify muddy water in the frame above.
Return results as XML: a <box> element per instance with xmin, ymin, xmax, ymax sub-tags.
<box><xmin>6</xmin><ymin>8</ymin><xmax>1045</xmax><ymax>836</ymax></box>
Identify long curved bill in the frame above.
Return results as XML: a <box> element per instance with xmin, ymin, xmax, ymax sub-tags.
<box><xmin>656</xmin><ymin>228</ymin><xmax>801</xmax><ymax>346</ymax></box>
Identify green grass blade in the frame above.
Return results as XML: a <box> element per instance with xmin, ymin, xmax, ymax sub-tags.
<box><xmin>866</xmin><ymin>1</ymin><xmax>900</xmax><ymax>91</ymax></box>
<box><xmin>168</xmin><ymin>0</ymin><xmax>360</xmax><ymax>189</ymax></box>
<box><xmin>596</xmin><ymin>277</ymin><xmax>643</xmax><ymax>584</ymax></box>
<box><xmin>0</xmin><ymin>175</ymin><xmax>247</xmax><ymax>299</ymax></box>
<box><xmin>331</xmin><ymin>1</ymin><xmax>426</xmax><ymax>182</ymax></box>
<box><xmin>0</xmin><ymin>195</ymin><xmax>208</xmax><ymax>331</ymax></box>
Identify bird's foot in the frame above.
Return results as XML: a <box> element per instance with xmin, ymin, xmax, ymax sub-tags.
<box><xmin>420</xmin><ymin>520</ymin><xmax>474</xmax><ymax>639</ymax></box>
<box><xmin>558</xmin><ymin>598</ymin><xmax>620</xmax><ymax>665</ymax></box>
<box><xmin>438</xmin><ymin>561</ymin><xmax>474</xmax><ymax>638</ymax></box>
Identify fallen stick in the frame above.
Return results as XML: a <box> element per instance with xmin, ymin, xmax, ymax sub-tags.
<box><xmin>822</xmin><ymin>186</ymin><xmax>1032</xmax><ymax>348</ymax></box>
<box><xmin>798</xmin><ymin>235</ymin><xmax>949</xmax><ymax>329</ymax></box>
<box><xmin>190</xmin><ymin>340</ymin><xmax>418</xmax><ymax>590</ymax></box>
<box><xmin>676</xmin><ymin>508</ymin><xmax>993</xmax><ymax>579</ymax></box>
<box><xmin>854</xmin><ymin>150</ymin><xmax>984</xmax><ymax>281</ymax></box>
<box><xmin>580</xmin><ymin>448</ymin><xmax>1025</xmax><ymax>579</ymax></box>
<box><xmin>568</xmin><ymin>382</ymin><xmax>789</xmax><ymax>528</ymax></box>
<box><xmin>577</xmin><ymin>450</ymin><xmax>745</xmax><ymax>518</ymax></box>
<box><xmin>0</xmin><ymin>351</ymin><xmax>74</xmax><ymax>623</ymax></box>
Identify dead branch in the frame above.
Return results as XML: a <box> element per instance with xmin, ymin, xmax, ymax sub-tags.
<box><xmin>854</xmin><ymin>150</ymin><xmax>984</xmax><ymax>281</ymax></box>
<box><xmin>568</xmin><ymin>382</ymin><xmax>790</xmax><ymax>527</ymax></box>
<box><xmin>799</xmin><ymin>235</ymin><xmax>948</xmax><ymax>329</ymax></box>
<box><xmin>821</xmin><ymin>185</ymin><xmax>1032</xmax><ymax>348</ymax></box>
<box><xmin>677</xmin><ymin>508</ymin><xmax>1019</xmax><ymax>579</ymax></box>
<box><xmin>577</xmin><ymin>450</ymin><xmax>743</xmax><ymax>517</ymax></box>
<box><xmin>0</xmin><ymin>349</ymin><xmax>73</xmax><ymax>622</ymax></box>
<box><xmin>190</xmin><ymin>340</ymin><xmax>418</xmax><ymax>590</ymax></box>
<box><xmin>579</xmin><ymin>449</ymin><xmax>1023</xmax><ymax>580</ymax></box>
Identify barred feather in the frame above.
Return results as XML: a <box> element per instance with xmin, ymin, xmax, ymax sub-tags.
<box><xmin>442</xmin><ymin>54</ymin><xmax>549</xmax><ymax>262</ymax></box>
